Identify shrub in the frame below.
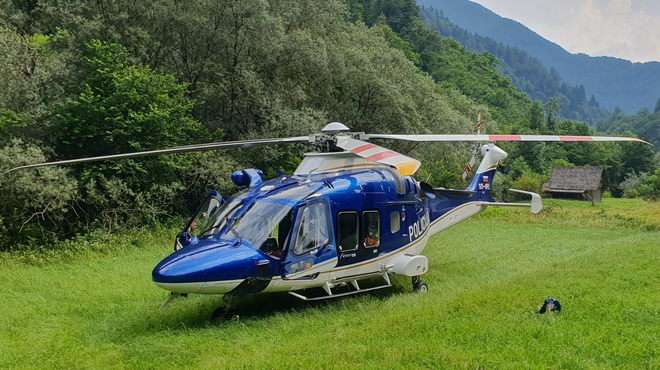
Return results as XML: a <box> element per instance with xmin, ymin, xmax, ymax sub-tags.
<box><xmin>50</xmin><ymin>40</ymin><xmax>207</xmax><ymax>193</ymax></box>
<box><xmin>638</xmin><ymin>169</ymin><xmax>660</xmax><ymax>201</ymax></box>
<box><xmin>623</xmin><ymin>189</ymin><xmax>639</xmax><ymax>199</ymax></box>
<box><xmin>619</xmin><ymin>172</ymin><xmax>648</xmax><ymax>193</ymax></box>
<box><xmin>510</xmin><ymin>172</ymin><xmax>546</xmax><ymax>196</ymax></box>
<box><xmin>48</xmin><ymin>40</ymin><xmax>210</xmax><ymax>229</ymax></box>
<box><xmin>505</xmin><ymin>156</ymin><xmax>532</xmax><ymax>180</ymax></box>
<box><xmin>415</xmin><ymin>159</ymin><xmax>463</xmax><ymax>190</ymax></box>
<box><xmin>0</xmin><ymin>140</ymin><xmax>78</xmax><ymax>248</ymax></box>
<box><xmin>491</xmin><ymin>172</ymin><xmax>512</xmax><ymax>202</ymax></box>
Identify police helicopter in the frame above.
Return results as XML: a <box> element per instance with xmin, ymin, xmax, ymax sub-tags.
<box><xmin>6</xmin><ymin>120</ymin><xmax>649</xmax><ymax>310</ymax></box>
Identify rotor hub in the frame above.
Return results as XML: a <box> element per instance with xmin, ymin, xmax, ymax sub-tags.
<box><xmin>321</xmin><ymin>122</ymin><xmax>350</xmax><ymax>133</ymax></box>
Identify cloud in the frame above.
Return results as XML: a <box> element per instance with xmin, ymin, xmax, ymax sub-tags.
<box><xmin>469</xmin><ymin>0</ymin><xmax>660</xmax><ymax>63</ymax></box>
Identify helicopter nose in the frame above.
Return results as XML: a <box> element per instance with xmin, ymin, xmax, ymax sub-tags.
<box><xmin>153</xmin><ymin>255</ymin><xmax>204</xmax><ymax>283</ymax></box>
<box><xmin>152</xmin><ymin>255</ymin><xmax>206</xmax><ymax>293</ymax></box>
<box><xmin>152</xmin><ymin>243</ymin><xmax>255</xmax><ymax>294</ymax></box>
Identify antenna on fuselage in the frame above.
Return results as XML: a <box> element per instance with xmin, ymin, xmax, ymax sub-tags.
<box><xmin>305</xmin><ymin>167</ymin><xmax>319</xmax><ymax>182</ymax></box>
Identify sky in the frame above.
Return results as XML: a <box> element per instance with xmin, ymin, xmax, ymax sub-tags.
<box><xmin>468</xmin><ymin>0</ymin><xmax>660</xmax><ymax>63</ymax></box>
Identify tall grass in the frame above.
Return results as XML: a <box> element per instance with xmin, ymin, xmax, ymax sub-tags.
<box><xmin>477</xmin><ymin>198</ymin><xmax>660</xmax><ymax>231</ymax></box>
<box><xmin>1</xmin><ymin>199</ymin><xmax>659</xmax><ymax>369</ymax></box>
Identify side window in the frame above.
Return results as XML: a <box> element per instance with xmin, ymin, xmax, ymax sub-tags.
<box><xmin>363</xmin><ymin>211</ymin><xmax>381</xmax><ymax>248</ymax></box>
<box><xmin>337</xmin><ymin>212</ymin><xmax>359</xmax><ymax>252</ymax></box>
<box><xmin>390</xmin><ymin>211</ymin><xmax>400</xmax><ymax>233</ymax></box>
<box><xmin>292</xmin><ymin>203</ymin><xmax>329</xmax><ymax>256</ymax></box>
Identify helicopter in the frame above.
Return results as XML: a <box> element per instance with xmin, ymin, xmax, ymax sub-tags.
<box><xmin>6</xmin><ymin>121</ymin><xmax>649</xmax><ymax>310</ymax></box>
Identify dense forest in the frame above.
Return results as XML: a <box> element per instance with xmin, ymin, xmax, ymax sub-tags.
<box><xmin>419</xmin><ymin>6</ymin><xmax>609</xmax><ymax>125</ymax></box>
<box><xmin>598</xmin><ymin>101</ymin><xmax>660</xmax><ymax>149</ymax></box>
<box><xmin>0</xmin><ymin>0</ymin><xmax>657</xmax><ymax>249</ymax></box>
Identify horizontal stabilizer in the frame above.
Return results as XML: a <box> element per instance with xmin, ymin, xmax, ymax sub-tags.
<box><xmin>480</xmin><ymin>189</ymin><xmax>542</xmax><ymax>214</ymax></box>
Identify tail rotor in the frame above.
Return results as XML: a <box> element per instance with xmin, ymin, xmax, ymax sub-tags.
<box><xmin>461</xmin><ymin>112</ymin><xmax>482</xmax><ymax>182</ymax></box>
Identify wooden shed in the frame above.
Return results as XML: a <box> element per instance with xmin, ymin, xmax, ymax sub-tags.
<box><xmin>543</xmin><ymin>166</ymin><xmax>604</xmax><ymax>203</ymax></box>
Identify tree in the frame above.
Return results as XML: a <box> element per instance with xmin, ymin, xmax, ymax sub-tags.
<box><xmin>50</xmin><ymin>40</ymin><xmax>206</xmax><ymax>189</ymax></box>
<box><xmin>374</xmin><ymin>21</ymin><xmax>420</xmax><ymax>64</ymax></box>
<box><xmin>655</xmin><ymin>97</ymin><xmax>660</xmax><ymax>113</ymax></box>
<box><xmin>544</xmin><ymin>97</ymin><xmax>562</xmax><ymax>131</ymax></box>
<box><xmin>528</xmin><ymin>101</ymin><xmax>544</xmax><ymax>131</ymax></box>
<box><xmin>48</xmin><ymin>40</ymin><xmax>208</xmax><ymax>227</ymax></box>
<box><xmin>638</xmin><ymin>169</ymin><xmax>660</xmax><ymax>201</ymax></box>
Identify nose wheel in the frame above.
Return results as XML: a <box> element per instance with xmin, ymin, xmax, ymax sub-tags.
<box><xmin>412</xmin><ymin>276</ymin><xmax>428</xmax><ymax>293</ymax></box>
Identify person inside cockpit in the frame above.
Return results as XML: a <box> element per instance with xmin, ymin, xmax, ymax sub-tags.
<box><xmin>364</xmin><ymin>215</ymin><xmax>380</xmax><ymax>247</ymax></box>
<box><xmin>259</xmin><ymin>209</ymin><xmax>293</xmax><ymax>259</ymax></box>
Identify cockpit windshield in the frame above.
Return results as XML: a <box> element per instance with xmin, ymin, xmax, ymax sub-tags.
<box><xmin>224</xmin><ymin>201</ymin><xmax>294</xmax><ymax>259</ymax></box>
<box><xmin>188</xmin><ymin>186</ymin><xmax>308</xmax><ymax>258</ymax></box>
<box><xmin>191</xmin><ymin>198</ymin><xmax>243</xmax><ymax>239</ymax></box>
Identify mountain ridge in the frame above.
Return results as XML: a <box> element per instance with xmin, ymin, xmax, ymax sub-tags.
<box><xmin>419</xmin><ymin>6</ymin><xmax>610</xmax><ymax>124</ymax></box>
<box><xmin>417</xmin><ymin>0</ymin><xmax>660</xmax><ymax>114</ymax></box>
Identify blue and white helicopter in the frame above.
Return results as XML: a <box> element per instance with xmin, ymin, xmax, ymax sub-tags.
<box><xmin>8</xmin><ymin>121</ymin><xmax>648</xmax><ymax>310</ymax></box>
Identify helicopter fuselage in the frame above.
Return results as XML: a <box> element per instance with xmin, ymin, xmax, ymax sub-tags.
<box><xmin>152</xmin><ymin>149</ymin><xmax>502</xmax><ymax>298</ymax></box>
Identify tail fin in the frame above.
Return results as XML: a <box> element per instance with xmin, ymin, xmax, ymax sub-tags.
<box><xmin>466</xmin><ymin>144</ymin><xmax>507</xmax><ymax>201</ymax></box>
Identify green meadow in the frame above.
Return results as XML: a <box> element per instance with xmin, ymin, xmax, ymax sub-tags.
<box><xmin>1</xmin><ymin>199</ymin><xmax>659</xmax><ymax>369</ymax></box>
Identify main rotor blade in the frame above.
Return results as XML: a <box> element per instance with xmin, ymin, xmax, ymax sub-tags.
<box><xmin>3</xmin><ymin>136</ymin><xmax>310</xmax><ymax>175</ymax></box>
<box><xmin>366</xmin><ymin>134</ymin><xmax>651</xmax><ymax>145</ymax></box>
<box><xmin>460</xmin><ymin>153</ymin><xmax>477</xmax><ymax>182</ymax></box>
<box><xmin>336</xmin><ymin>136</ymin><xmax>421</xmax><ymax>176</ymax></box>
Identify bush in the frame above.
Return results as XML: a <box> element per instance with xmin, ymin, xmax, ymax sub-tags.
<box><xmin>415</xmin><ymin>159</ymin><xmax>463</xmax><ymax>189</ymax></box>
<box><xmin>0</xmin><ymin>140</ymin><xmax>77</xmax><ymax>248</ymax></box>
<box><xmin>491</xmin><ymin>172</ymin><xmax>512</xmax><ymax>202</ymax></box>
<box><xmin>623</xmin><ymin>189</ymin><xmax>639</xmax><ymax>199</ymax></box>
<box><xmin>48</xmin><ymin>40</ymin><xmax>211</xmax><ymax>229</ymax></box>
<box><xmin>50</xmin><ymin>40</ymin><xmax>207</xmax><ymax>192</ymax></box>
<box><xmin>638</xmin><ymin>169</ymin><xmax>660</xmax><ymax>201</ymax></box>
<box><xmin>619</xmin><ymin>172</ymin><xmax>647</xmax><ymax>193</ymax></box>
<box><xmin>505</xmin><ymin>156</ymin><xmax>532</xmax><ymax>180</ymax></box>
<box><xmin>510</xmin><ymin>172</ymin><xmax>546</xmax><ymax>196</ymax></box>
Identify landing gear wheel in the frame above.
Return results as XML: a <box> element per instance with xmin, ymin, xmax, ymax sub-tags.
<box><xmin>211</xmin><ymin>294</ymin><xmax>240</xmax><ymax>321</ymax></box>
<box><xmin>413</xmin><ymin>280</ymin><xmax>428</xmax><ymax>293</ymax></box>
<box><xmin>224</xmin><ymin>309</ymin><xmax>241</xmax><ymax>321</ymax></box>
<box><xmin>211</xmin><ymin>307</ymin><xmax>241</xmax><ymax>321</ymax></box>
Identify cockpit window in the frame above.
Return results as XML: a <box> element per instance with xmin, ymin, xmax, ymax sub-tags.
<box><xmin>226</xmin><ymin>202</ymin><xmax>294</xmax><ymax>258</ymax></box>
<box><xmin>291</xmin><ymin>202</ymin><xmax>329</xmax><ymax>256</ymax></box>
<box><xmin>188</xmin><ymin>196</ymin><xmax>241</xmax><ymax>239</ymax></box>
<box><xmin>191</xmin><ymin>188</ymin><xmax>251</xmax><ymax>239</ymax></box>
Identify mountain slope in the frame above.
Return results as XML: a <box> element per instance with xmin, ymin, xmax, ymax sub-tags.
<box><xmin>419</xmin><ymin>6</ymin><xmax>609</xmax><ymax>124</ymax></box>
<box><xmin>416</xmin><ymin>0</ymin><xmax>660</xmax><ymax>114</ymax></box>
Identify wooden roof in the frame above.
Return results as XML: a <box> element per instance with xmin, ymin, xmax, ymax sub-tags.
<box><xmin>545</xmin><ymin>166</ymin><xmax>603</xmax><ymax>192</ymax></box>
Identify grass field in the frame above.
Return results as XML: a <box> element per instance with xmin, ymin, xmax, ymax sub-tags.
<box><xmin>1</xmin><ymin>199</ymin><xmax>659</xmax><ymax>369</ymax></box>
